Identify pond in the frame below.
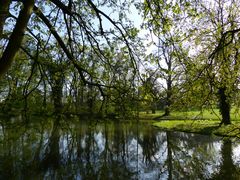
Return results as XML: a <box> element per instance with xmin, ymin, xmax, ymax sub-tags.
<box><xmin>0</xmin><ymin>116</ymin><xmax>240</xmax><ymax>179</ymax></box>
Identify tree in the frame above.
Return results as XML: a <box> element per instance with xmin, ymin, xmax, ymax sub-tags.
<box><xmin>141</xmin><ymin>0</ymin><xmax>191</xmax><ymax>115</ymax></box>
<box><xmin>139</xmin><ymin>70</ymin><xmax>160</xmax><ymax>114</ymax></box>
<box><xmin>185</xmin><ymin>0</ymin><xmax>240</xmax><ymax>124</ymax></box>
<box><xmin>142</xmin><ymin>0</ymin><xmax>240</xmax><ymax>124</ymax></box>
<box><xmin>0</xmin><ymin>0</ymin><xmax>141</xmax><ymax>116</ymax></box>
<box><xmin>0</xmin><ymin>0</ymin><xmax>136</xmax><ymax>95</ymax></box>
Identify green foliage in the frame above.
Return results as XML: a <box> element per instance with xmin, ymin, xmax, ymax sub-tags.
<box><xmin>1</xmin><ymin>0</ymin><xmax>240</xmax><ymax>124</ymax></box>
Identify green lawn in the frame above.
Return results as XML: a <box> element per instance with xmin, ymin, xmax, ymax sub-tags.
<box><xmin>153</xmin><ymin>120</ymin><xmax>240</xmax><ymax>138</ymax></box>
<box><xmin>139</xmin><ymin>108</ymin><xmax>240</xmax><ymax>121</ymax></box>
<box><xmin>139</xmin><ymin>109</ymin><xmax>240</xmax><ymax>138</ymax></box>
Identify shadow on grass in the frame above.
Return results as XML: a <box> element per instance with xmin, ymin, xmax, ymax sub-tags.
<box><xmin>153</xmin><ymin>115</ymin><xmax>185</xmax><ymax>120</ymax></box>
<box><xmin>172</xmin><ymin>123</ymin><xmax>220</xmax><ymax>135</ymax></box>
<box><xmin>196</xmin><ymin>125</ymin><xmax>220</xmax><ymax>134</ymax></box>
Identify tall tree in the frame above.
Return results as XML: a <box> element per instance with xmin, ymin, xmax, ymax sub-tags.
<box><xmin>186</xmin><ymin>0</ymin><xmax>240</xmax><ymax>124</ymax></box>
<box><xmin>142</xmin><ymin>0</ymin><xmax>240</xmax><ymax>124</ymax></box>
<box><xmin>141</xmin><ymin>0</ymin><xmax>190</xmax><ymax>115</ymax></box>
<box><xmin>0</xmin><ymin>0</ymin><xmax>140</xmax><ymax>116</ymax></box>
<box><xmin>0</xmin><ymin>0</ymin><xmax>137</xmax><ymax>94</ymax></box>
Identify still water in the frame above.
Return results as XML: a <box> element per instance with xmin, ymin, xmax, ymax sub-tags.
<box><xmin>0</xmin><ymin>117</ymin><xmax>240</xmax><ymax>179</ymax></box>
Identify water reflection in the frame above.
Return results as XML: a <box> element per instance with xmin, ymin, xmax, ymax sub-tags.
<box><xmin>0</xmin><ymin>117</ymin><xmax>239</xmax><ymax>179</ymax></box>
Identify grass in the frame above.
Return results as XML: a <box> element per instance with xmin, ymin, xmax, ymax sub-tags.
<box><xmin>139</xmin><ymin>109</ymin><xmax>240</xmax><ymax>138</ymax></box>
<box><xmin>153</xmin><ymin>120</ymin><xmax>240</xmax><ymax>138</ymax></box>
<box><xmin>140</xmin><ymin>108</ymin><xmax>240</xmax><ymax>121</ymax></box>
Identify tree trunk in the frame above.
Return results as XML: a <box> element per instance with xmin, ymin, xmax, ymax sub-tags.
<box><xmin>218</xmin><ymin>87</ymin><xmax>231</xmax><ymax>125</ymax></box>
<box><xmin>164</xmin><ymin>78</ymin><xmax>172</xmax><ymax>116</ymax></box>
<box><xmin>151</xmin><ymin>108</ymin><xmax>156</xmax><ymax>114</ymax></box>
<box><xmin>87</xmin><ymin>84</ymin><xmax>93</xmax><ymax>114</ymax></box>
<box><xmin>52</xmin><ymin>77</ymin><xmax>63</xmax><ymax>114</ymax></box>
<box><xmin>164</xmin><ymin>106</ymin><xmax>170</xmax><ymax>116</ymax></box>
<box><xmin>151</xmin><ymin>101</ymin><xmax>156</xmax><ymax>114</ymax></box>
<box><xmin>0</xmin><ymin>0</ymin><xmax>35</xmax><ymax>77</ymax></box>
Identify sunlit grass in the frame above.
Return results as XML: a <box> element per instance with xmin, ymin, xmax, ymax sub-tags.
<box><xmin>139</xmin><ymin>108</ymin><xmax>240</xmax><ymax>138</ymax></box>
<box><xmin>139</xmin><ymin>108</ymin><xmax>240</xmax><ymax>121</ymax></box>
<box><xmin>153</xmin><ymin>120</ymin><xmax>240</xmax><ymax>138</ymax></box>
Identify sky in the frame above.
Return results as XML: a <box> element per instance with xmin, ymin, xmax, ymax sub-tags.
<box><xmin>98</xmin><ymin>0</ymin><xmax>157</xmax><ymax>55</ymax></box>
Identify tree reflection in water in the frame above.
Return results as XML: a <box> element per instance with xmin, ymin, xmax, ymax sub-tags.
<box><xmin>0</xmin><ymin>117</ymin><xmax>239</xmax><ymax>179</ymax></box>
<box><xmin>210</xmin><ymin>139</ymin><xmax>240</xmax><ymax>179</ymax></box>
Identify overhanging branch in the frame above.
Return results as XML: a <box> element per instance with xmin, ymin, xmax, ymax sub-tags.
<box><xmin>0</xmin><ymin>0</ymin><xmax>35</xmax><ymax>77</ymax></box>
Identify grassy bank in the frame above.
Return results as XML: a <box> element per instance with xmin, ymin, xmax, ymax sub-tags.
<box><xmin>139</xmin><ymin>108</ymin><xmax>240</xmax><ymax>121</ymax></box>
<box><xmin>139</xmin><ymin>109</ymin><xmax>240</xmax><ymax>138</ymax></box>
<box><xmin>153</xmin><ymin>120</ymin><xmax>240</xmax><ymax>138</ymax></box>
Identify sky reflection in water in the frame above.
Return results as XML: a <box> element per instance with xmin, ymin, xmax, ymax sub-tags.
<box><xmin>0</xmin><ymin>117</ymin><xmax>240</xmax><ymax>179</ymax></box>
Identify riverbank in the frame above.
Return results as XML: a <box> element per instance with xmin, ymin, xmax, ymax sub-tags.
<box><xmin>153</xmin><ymin>120</ymin><xmax>240</xmax><ymax>138</ymax></box>
<box><xmin>139</xmin><ymin>110</ymin><xmax>240</xmax><ymax>138</ymax></box>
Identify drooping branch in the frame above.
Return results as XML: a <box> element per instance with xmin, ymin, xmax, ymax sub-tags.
<box><xmin>33</xmin><ymin>5</ymin><xmax>109</xmax><ymax>97</ymax></box>
<box><xmin>0</xmin><ymin>0</ymin><xmax>35</xmax><ymax>77</ymax></box>
<box><xmin>49</xmin><ymin>0</ymin><xmax>137</xmax><ymax>71</ymax></box>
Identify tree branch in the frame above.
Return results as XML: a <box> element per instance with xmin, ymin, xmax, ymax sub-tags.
<box><xmin>33</xmin><ymin>5</ymin><xmax>110</xmax><ymax>97</ymax></box>
<box><xmin>0</xmin><ymin>0</ymin><xmax>35</xmax><ymax>77</ymax></box>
